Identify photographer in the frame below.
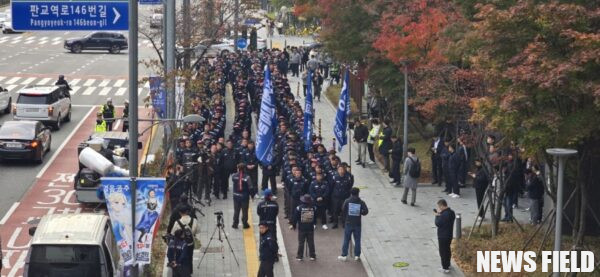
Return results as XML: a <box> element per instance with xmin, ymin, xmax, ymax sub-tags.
<box><xmin>167</xmin><ymin>229</ymin><xmax>192</xmax><ymax>277</ymax></box>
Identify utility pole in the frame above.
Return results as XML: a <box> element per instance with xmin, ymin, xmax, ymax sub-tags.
<box><xmin>182</xmin><ymin>0</ymin><xmax>191</xmax><ymax>69</ymax></box>
<box><xmin>234</xmin><ymin>0</ymin><xmax>239</xmax><ymax>51</ymax></box>
<box><xmin>127</xmin><ymin>0</ymin><xmax>138</xmax><ymax>275</ymax></box>
<box><xmin>166</xmin><ymin>0</ymin><xmax>176</xmax><ymax>126</ymax></box>
<box><xmin>402</xmin><ymin>61</ymin><xmax>408</xmax><ymax>159</ymax></box>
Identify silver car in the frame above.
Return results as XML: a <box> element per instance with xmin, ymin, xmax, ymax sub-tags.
<box><xmin>13</xmin><ymin>86</ymin><xmax>72</xmax><ymax>130</ymax></box>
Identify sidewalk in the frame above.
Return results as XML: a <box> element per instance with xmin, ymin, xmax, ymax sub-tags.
<box><xmin>286</xmin><ymin>75</ymin><xmax>531</xmax><ymax>276</ymax></box>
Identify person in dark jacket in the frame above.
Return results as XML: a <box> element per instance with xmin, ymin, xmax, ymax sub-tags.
<box><xmin>292</xmin><ymin>194</ymin><xmax>317</xmax><ymax>260</ymax></box>
<box><xmin>430</xmin><ymin>136</ymin><xmax>443</xmax><ymax>185</ymax></box>
<box><xmin>288</xmin><ymin>166</ymin><xmax>309</xmax><ymax>221</ymax></box>
<box><xmin>330</xmin><ymin>165</ymin><xmax>354</xmax><ymax>229</ymax></box>
<box><xmin>338</xmin><ymin>187</ymin><xmax>368</xmax><ymax>261</ymax></box>
<box><xmin>353</xmin><ymin>119</ymin><xmax>369</xmax><ymax>167</ymax></box>
<box><xmin>260</xmin><ymin>161</ymin><xmax>278</xmax><ymax>195</ymax></box>
<box><xmin>469</xmin><ymin>159</ymin><xmax>489</xmax><ymax>219</ymax></box>
<box><xmin>167</xmin><ymin>229</ymin><xmax>193</xmax><ymax>277</ymax></box>
<box><xmin>447</xmin><ymin>145</ymin><xmax>461</xmax><ymax>198</ymax></box>
<box><xmin>390</xmin><ymin>135</ymin><xmax>403</xmax><ymax>186</ymax></box>
<box><xmin>258</xmin><ymin>222</ymin><xmax>279</xmax><ymax>277</ymax></box>
<box><xmin>257</xmin><ymin>189</ymin><xmax>279</xmax><ymax>240</ymax></box>
<box><xmin>440</xmin><ymin>140</ymin><xmax>451</xmax><ymax>193</ymax></box>
<box><xmin>309</xmin><ymin>173</ymin><xmax>330</xmax><ymax>229</ymax></box>
<box><xmin>379</xmin><ymin>120</ymin><xmax>393</xmax><ymax>172</ymax></box>
<box><xmin>526</xmin><ymin>166</ymin><xmax>544</xmax><ymax>224</ymax></box>
<box><xmin>244</xmin><ymin>141</ymin><xmax>259</xmax><ymax>190</ymax></box>
<box><xmin>456</xmin><ymin>137</ymin><xmax>469</xmax><ymax>187</ymax></box>
<box><xmin>312</xmin><ymin>71</ymin><xmax>324</xmax><ymax>101</ymax></box>
<box><xmin>434</xmin><ymin>199</ymin><xmax>455</xmax><ymax>273</ymax></box>
<box><xmin>502</xmin><ymin>153</ymin><xmax>522</xmax><ymax>222</ymax></box>
<box><xmin>220</xmin><ymin>140</ymin><xmax>238</xmax><ymax>199</ymax></box>
<box><xmin>232</xmin><ymin>163</ymin><xmax>256</xmax><ymax>229</ymax></box>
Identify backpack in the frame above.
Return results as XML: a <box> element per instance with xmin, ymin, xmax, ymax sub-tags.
<box><xmin>408</xmin><ymin>157</ymin><xmax>421</xmax><ymax>178</ymax></box>
<box><xmin>176</xmin><ymin>217</ymin><xmax>195</xmax><ymax>245</ymax></box>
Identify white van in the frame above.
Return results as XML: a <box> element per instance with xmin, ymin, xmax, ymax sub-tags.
<box><xmin>25</xmin><ymin>214</ymin><xmax>120</xmax><ymax>277</ymax></box>
<box><xmin>13</xmin><ymin>85</ymin><xmax>72</xmax><ymax>130</ymax></box>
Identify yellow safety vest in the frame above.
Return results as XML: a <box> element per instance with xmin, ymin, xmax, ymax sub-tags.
<box><xmin>368</xmin><ymin>124</ymin><xmax>380</xmax><ymax>144</ymax></box>
<box><xmin>95</xmin><ymin>120</ymin><xmax>107</xmax><ymax>132</ymax></box>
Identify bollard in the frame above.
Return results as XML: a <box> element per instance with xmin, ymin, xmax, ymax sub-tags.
<box><xmin>455</xmin><ymin>213</ymin><xmax>462</xmax><ymax>239</ymax></box>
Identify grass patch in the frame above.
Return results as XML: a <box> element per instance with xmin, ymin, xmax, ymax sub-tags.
<box><xmin>454</xmin><ymin>224</ymin><xmax>600</xmax><ymax>276</ymax></box>
<box><xmin>324</xmin><ymin>84</ymin><xmax>360</xmax><ymax>116</ymax></box>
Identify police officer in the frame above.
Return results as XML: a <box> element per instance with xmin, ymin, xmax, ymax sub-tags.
<box><xmin>309</xmin><ymin>172</ymin><xmax>330</xmax><ymax>230</ymax></box>
<box><xmin>330</xmin><ymin>165</ymin><xmax>354</xmax><ymax>229</ymax></box>
<box><xmin>231</xmin><ymin>163</ymin><xmax>255</xmax><ymax>229</ymax></box>
<box><xmin>257</xmin><ymin>189</ymin><xmax>279</xmax><ymax>240</ymax></box>
<box><xmin>94</xmin><ymin>112</ymin><xmax>107</xmax><ymax>133</ymax></box>
<box><xmin>258</xmin><ymin>222</ymin><xmax>279</xmax><ymax>277</ymax></box>
<box><xmin>292</xmin><ymin>194</ymin><xmax>317</xmax><ymax>261</ymax></box>
<box><xmin>101</xmin><ymin>98</ymin><xmax>115</xmax><ymax>131</ymax></box>
<box><xmin>288</xmin><ymin>166</ymin><xmax>308</xmax><ymax>223</ymax></box>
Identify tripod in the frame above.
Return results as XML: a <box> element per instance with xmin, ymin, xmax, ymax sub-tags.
<box><xmin>198</xmin><ymin>213</ymin><xmax>240</xmax><ymax>268</ymax></box>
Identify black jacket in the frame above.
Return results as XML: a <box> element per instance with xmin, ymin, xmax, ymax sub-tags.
<box><xmin>331</xmin><ymin>173</ymin><xmax>353</xmax><ymax>199</ymax></box>
<box><xmin>526</xmin><ymin>174</ymin><xmax>544</xmax><ymax>200</ymax></box>
<box><xmin>221</xmin><ymin>148</ymin><xmax>238</xmax><ymax>174</ymax></box>
<box><xmin>379</xmin><ymin>126</ymin><xmax>393</xmax><ymax>154</ymax></box>
<box><xmin>231</xmin><ymin>171</ymin><xmax>254</xmax><ymax>201</ymax></box>
<box><xmin>473</xmin><ymin>167</ymin><xmax>489</xmax><ymax>190</ymax></box>
<box><xmin>391</xmin><ymin>140</ymin><xmax>403</xmax><ymax>161</ymax></box>
<box><xmin>353</xmin><ymin>124</ymin><xmax>369</xmax><ymax>143</ymax></box>
<box><xmin>259</xmin><ymin>230</ymin><xmax>279</xmax><ymax>262</ymax></box>
<box><xmin>341</xmin><ymin>196</ymin><xmax>368</xmax><ymax>226</ymax></box>
<box><xmin>293</xmin><ymin>203</ymin><xmax>316</xmax><ymax>232</ymax></box>
<box><xmin>257</xmin><ymin>199</ymin><xmax>279</xmax><ymax>224</ymax></box>
<box><xmin>435</xmin><ymin>208</ymin><xmax>456</xmax><ymax>239</ymax></box>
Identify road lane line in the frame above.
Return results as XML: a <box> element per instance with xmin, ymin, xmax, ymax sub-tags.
<box><xmin>21</xmin><ymin>77</ymin><xmax>36</xmax><ymax>85</ymax></box>
<box><xmin>114</xmin><ymin>79</ymin><xmax>125</xmax><ymax>87</ymax></box>
<box><xmin>36</xmin><ymin>107</ymin><xmax>95</xmax><ymax>178</ymax></box>
<box><xmin>0</xmin><ymin>202</ymin><xmax>20</xmax><ymax>225</ymax></box>
<box><xmin>115</xmin><ymin>87</ymin><xmax>127</xmax><ymax>96</ymax></box>
<box><xmin>99</xmin><ymin>87</ymin><xmax>112</xmax><ymax>96</ymax></box>
<box><xmin>6</xmin><ymin>77</ymin><xmax>21</xmax><ymax>84</ymax></box>
<box><xmin>70</xmin><ymin>79</ymin><xmax>81</xmax><ymax>86</ymax></box>
<box><xmin>37</xmin><ymin>77</ymin><xmax>52</xmax><ymax>85</ymax></box>
<box><xmin>70</xmin><ymin>86</ymin><xmax>81</xmax><ymax>95</ymax></box>
<box><xmin>98</xmin><ymin>79</ymin><xmax>110</xmax><ymax>87</ymax></box>
<box><xmin>84</xmin><ymin>79</ymin><xmax>96</xmax><ymax>86</ymax></box>
<box><xmin>82</xmin><ymin>87</ymin><xmax>96</xmax><ymax>95</ymax></box>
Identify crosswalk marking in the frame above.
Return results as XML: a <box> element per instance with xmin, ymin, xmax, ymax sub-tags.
<box><xmin>25</xmin><ymin>36</ymin><xmax>36</xmax><ymax>40</ymax></box>
<box><xmin>52</xmin><ymin>37</ymin><xmax>62</xmax><ymax>41</ymax></box>
<box><xmin>11</xmin><ymin>40</ymin><xmax>21</xmax><ymax>44</ymax></box>
<box><xmin>0</xmin><ymin>77</ymin><xmax>6</xmax><ymax>82</ymax></box>
<box><xmin>82</xmin><ymin>87</ymin><xmax>96</xmax><ymax>95</ymax></box>
<box><xmin>52</xmin><ymin>41</ymin><xmax>61</xmax><ymax>45</ymax></box>
<box><xmin>70</xmin><ymin>79</ymin><xmax>81</xmax><ymax>86</ymax></box>
<box><xmin>6</xmin><ymin>85</ymin><xmax>19</xmax><ymax>92</ymax></box>
<box><xmin>39</xmin><ymin>41</ymin><xmax>47</xmax><ymax>45</ymax></box>
<box><xmin>6</xmin><ymin>77</ymin><xmax>21</xmax><ymax>85</ymax></box>
<box><xmin>39</xmin><ymin>37</ymin><xmax>48</xmax><ymax>40</ymax></box>
<box><xmin>99</xmin><ymin>87</ymin><xmax>111</xmax><ymax>95</ymax></box>
<box><xmin>84</xmin><ymin>79</ymin><xmax>96</xmax><ymax>86</ymax></box>
<box><xmin>21</xmin><ymin>77</ymin><xmax>36</xmax><ymax>85</ymax></box>
<box><xmin>37</xmin><ymin>78</ymin><xmax>52</xmax><ymax>85</ymax></box>
<box><xmin>115</xmin><ymin>88</ymin><xmax>127</xmax><ymax>96</ymax></box>
<box><xmin>25</xmin><ymin>40</ymin><xmax>34</xmax><ymax>45</ymax></box>
<box><xmin>71</xmin><ymin>86</ymin><xmax>81</xmax><ymax>95</ymax></box>
<box><xmin>114</xmin><ymin>79</ymin><xmax>125</xmax><ymax>87</ymax></box>
<box><xmin>99</xmin><ymin>80</ymin><xmax>111</xmax><ymax>87</ymax></box>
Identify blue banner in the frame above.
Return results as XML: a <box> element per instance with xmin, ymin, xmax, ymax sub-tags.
<box><xmin>303</xmin><ymin>70</ymin><xmax>313</xmax><ymax>152</ymax></box>
<box><xmin>11</xmin><ymin>1</ymin><xmax>128</xmax><ymax>31</ymax></box>
<box><xmin>149</xmin><ymin>76</ymin><xmax>166</xmax><ymax>118</ymax></box>
<box><xmin>134</xmin><ymin>178</ymin><xmax>166</xmax><ymax>265</ymax></box>
<box><xmin>334</xmin><ymin>70</ymin><xmax>351</xmax><ymax>151</ymax></box>
<box><xmin>255</xmin><ymin>67</ymin><xmax>276</xmax><ymax>165</ymax></box>
<box><xmin>102</xmin><ymin>178</ymin><xmax>134</xmax><ymax>266</ymax></box>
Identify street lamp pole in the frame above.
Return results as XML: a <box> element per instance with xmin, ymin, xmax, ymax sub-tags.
<box><xmin>127</xmin><ymin>0</ymin><xmax>138</xmax><ymax>274</ymax></box>
<box><xmin>545</xmin><ymin>148</ymin><xmax>577</xmax><ymax>277</ymax></box>
<box><xmin>402</xmin><ymin>62</ymin><xmax>409</xmax><ymax>159</ymax></box>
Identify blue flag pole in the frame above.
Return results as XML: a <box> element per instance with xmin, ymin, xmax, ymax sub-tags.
<box><xmin>334</xmin><ymin>69</ymin><xmax>350</xmax><ymax>152</ymax></box>
<box><xmin>255</xmin><ymin>66</ymin><xmax>276</xmax><ymax>165</ymax></box>
<box><xmin>304</xmin><ymin>70</ymin><xmax>313</xmax><ymax>152</ymax></box>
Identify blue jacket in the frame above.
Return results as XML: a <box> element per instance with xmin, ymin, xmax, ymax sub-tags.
<box><xmin>309</xmin><ymin>180</ymin><xmax>330</xmax><ymax>206</ymax></box>
<box><xmin>167</xmin><ymin>238</ymin><xmax>191</xmax><ymax>266</ymax></box>
<box><xmin>232</xmin><ymin>172</ymin><xmax>254</xmax><ymax>201</ymax></box>
<box><xmin>259</xmin><ymin>231</ymin><xmax>279</xmax><ymax>262</ymax></box>
<box><xmin>331</xmin><ymin>173</ymin><xmax>353</xmax><ymax>199</ymax></box>
<box><xmin>435</xmin><ymin>208</ymin><xmax>456</xmax><ymax>239</ymax></box>
<box><xmin>257</xmin><ymin>199</ymin><xmax>279</xmax><ymax>224</ymax></box>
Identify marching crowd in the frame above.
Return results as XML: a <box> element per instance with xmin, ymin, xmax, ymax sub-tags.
<box><xmin>162</xmin><ymin>46</ymin><xmax>367</xmax><ymax>277</ymax></box>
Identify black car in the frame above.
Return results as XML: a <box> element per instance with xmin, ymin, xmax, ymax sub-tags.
<box><xmin>0</xmin><ymin>121</ymin><xmax>51</xmax><ymax>163</ymax></box>
<box><xmin>64</xmin><ymin>32</ymin><xmax>128</xmax><ymax>54</ymax></box>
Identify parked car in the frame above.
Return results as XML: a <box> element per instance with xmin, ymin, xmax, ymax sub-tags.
<box><xmin>25</xmin><ymin>214</ymin><xmax>120</xmax><ymax>277</ymax></box>
<box><xmin>0</xmin><ymin>120</ymin><xmax>51</xmax><ymax>163</ymax></box>
<box><xmin>0</xmin><ymin>86</ymin><xmax>11</xmax><ymax>114</ymax></box>
<box><xmin>191</xmin><ymin>39</ymin><xmax>235</xmax><ymax>58</ymax></box>
<box><xmin>64</xmin><ymin>32</ymin><xmax>128</xmax><ymax>54</ymax></box>
<box><xmin>13</xmin><ymin>85</ymin><xmax>72</xmax><ymax>130</ymax></box>
<box><xmin>1</xmin><ymin>20</ymin><xmax>19</xmax><ymax>34</ymax></box>
<box><xmin>150</xmin><ymin>13</ymin><xmax>163</xmax><ymax>28</ymax></box>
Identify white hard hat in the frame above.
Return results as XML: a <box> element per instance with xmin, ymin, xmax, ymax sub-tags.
<box><xmin>124</xmin><ymin>99</ymin><xmax>129</xmax><ymax>104</ymax></box>
<box><xmin>107</xmin><ymin>97</ymin><xmax>112</xmax><ymax>102</ymax></box>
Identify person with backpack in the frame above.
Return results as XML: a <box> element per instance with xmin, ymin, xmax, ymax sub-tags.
<box><xmin>338</xmin><ymin>187</ymin><xmax>368</xmax><ymax>262</ymax></box>
<box><xmin>167</xmin><ymin>229</ymin><xmax>193</xmax><ymax>277</ymax></box>
<box><xmin>291</xmin><ymin>194</ymin><xmax>317</xmax><ymax>261</ymax></box>
<box><xmin>169</xmin><ymin>207</ymin><xmax>198</xmax><ymax>276</ymax></box>
<box><xmin>401</xmin><ymin>147</ymin><xmax>420</xmax><ymax>206</ymax></box>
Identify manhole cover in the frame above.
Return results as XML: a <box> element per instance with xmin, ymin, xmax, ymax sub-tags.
<box><xmin>393</xmin><ymin>262</ymin><xmax>409</xmax><ymax>268</ymax></box>
<box><xmin>201</xmin><ymin>246</ymin><xmax>223</xmax><ymax>253</ymax></box>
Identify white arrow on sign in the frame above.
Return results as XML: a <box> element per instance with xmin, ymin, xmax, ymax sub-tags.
<box><xmin>113</xmin><ymin>7</ymin><xmax>121</xmax><ymax>24</ymax></box>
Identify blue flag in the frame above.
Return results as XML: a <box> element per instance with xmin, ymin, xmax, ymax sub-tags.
<box><xmin>149</xmin><ymin>76</ymin><xmax>166</xmax><ymax>118</ymax></box>
<box><xmin>334</xmin><ymin>70</ymin><xmax>351</xmax><ymax>151</ymax></box>
<box><xmin>303</xmin><ymin>71</ymin><xmax>313</xmax><ymax>152</ymax></box>
<box><xmin>256</xmin><ymin>67</ymin><xmax>276</xmax><ymax>165</ymax></box>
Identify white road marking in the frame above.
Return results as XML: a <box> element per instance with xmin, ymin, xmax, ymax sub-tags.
<box><xmin>37</xmin><ymin>77</ymin><xmax>52</xmax><ymax>85</ymax></box>
<box><xmin>52</xmin><ymin>41</ymin><xmax>61</xmax><ymax>45</ymax></box>
<box><xmin>70</xmin><ymin>86</ymin><xmax>81</xmax><ymax>95</ymax></box>
<box><xmin>38</xmin><ymin>40</ymin><xmax>48</xmax><ymax>45</ymax></box>
<box><xmin>24</xmin><ymin>40</ymin><xmax>34</xmax><ymax>45</ymax></box>
<box><xmin>6</xmin><ymin>77</ymin><xmax>21</xmax><ymax>84</ymax></box>
<box><xmin>0</xmin><ymin>40</ymin><xmax>6</xmax><ymax>44</ymax></box>
<box><xmin>70</xmin><ymin>78</ymin><xmax>81</xmax><ymax>86</ymax></box>
<box><xmin>84</xmin><ymin>79</ymin><xmax>96</xmax><ymax>86</ymax></box>
<box><xmin>99</xmin><ymin>87</ymin><xmax>112</xmax><ymax>95</ymax></box>
<box><xmin>0</xmin><ymin>202</ymin><xmax>20</xmax><ymax>225</ymax></box>
<box><xmin>115</xmin><ymin>87</ymin><xmax>127</xmax><ymax>96</ymax></box>
<box><xmin>52</xmin><ymin>37</ymin><xmax>62</xmax><ymax>41</ymax></box>
<box><xmin>21</xmin><ymin>77</ymin><xmax>36</xmax><ymax>85</ymax></box>
<box><xmin>36</xmin><ymin>107</ymin><xmax>95</xmax><ymax>178</ymax></box>
<box><xmin>114</xmin><ymin>79</ymin><xmax>126</xmax><ymax>87</ymax></box>
<box><xmin>11</xmin><ymin>39</ymin><xmax>21</xmax><ymax>44</ymax></box>
<box><xmin>82</xmin><ymin>87</ymin><xmax>96</xmax><ymax>95</ymax></box>
<box><xmin>113</xmin><ymin>119</ymin><xmax>121</xmax><ymax>130</ymax></box>
<box><xmin>0</xmin><ymin>76</ymin><xmax>6</xmax><ymax>82</ymax></box>
<box><xmin>25</xmin><ymin>36</ymin><xmax>35</xmax><ymax>40</ymax></box>
<box><xmin>6</xmin><ymin>84</ymin><xmax>19</xmax><ymax>92</ymax></box>
<box><xmin>137</xmin><ymin>87</ymin><xmax>143</xmax><ymax>95</ymax></box>
<box><xmin>98</xmin><ymin>79</ymin><xmax>111</xmax><ymax>87</ymax></box>
<box><xmin>39</xmin><ymin>36</ymin><xmax>48</xmax><ymax>40</ymax></box>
